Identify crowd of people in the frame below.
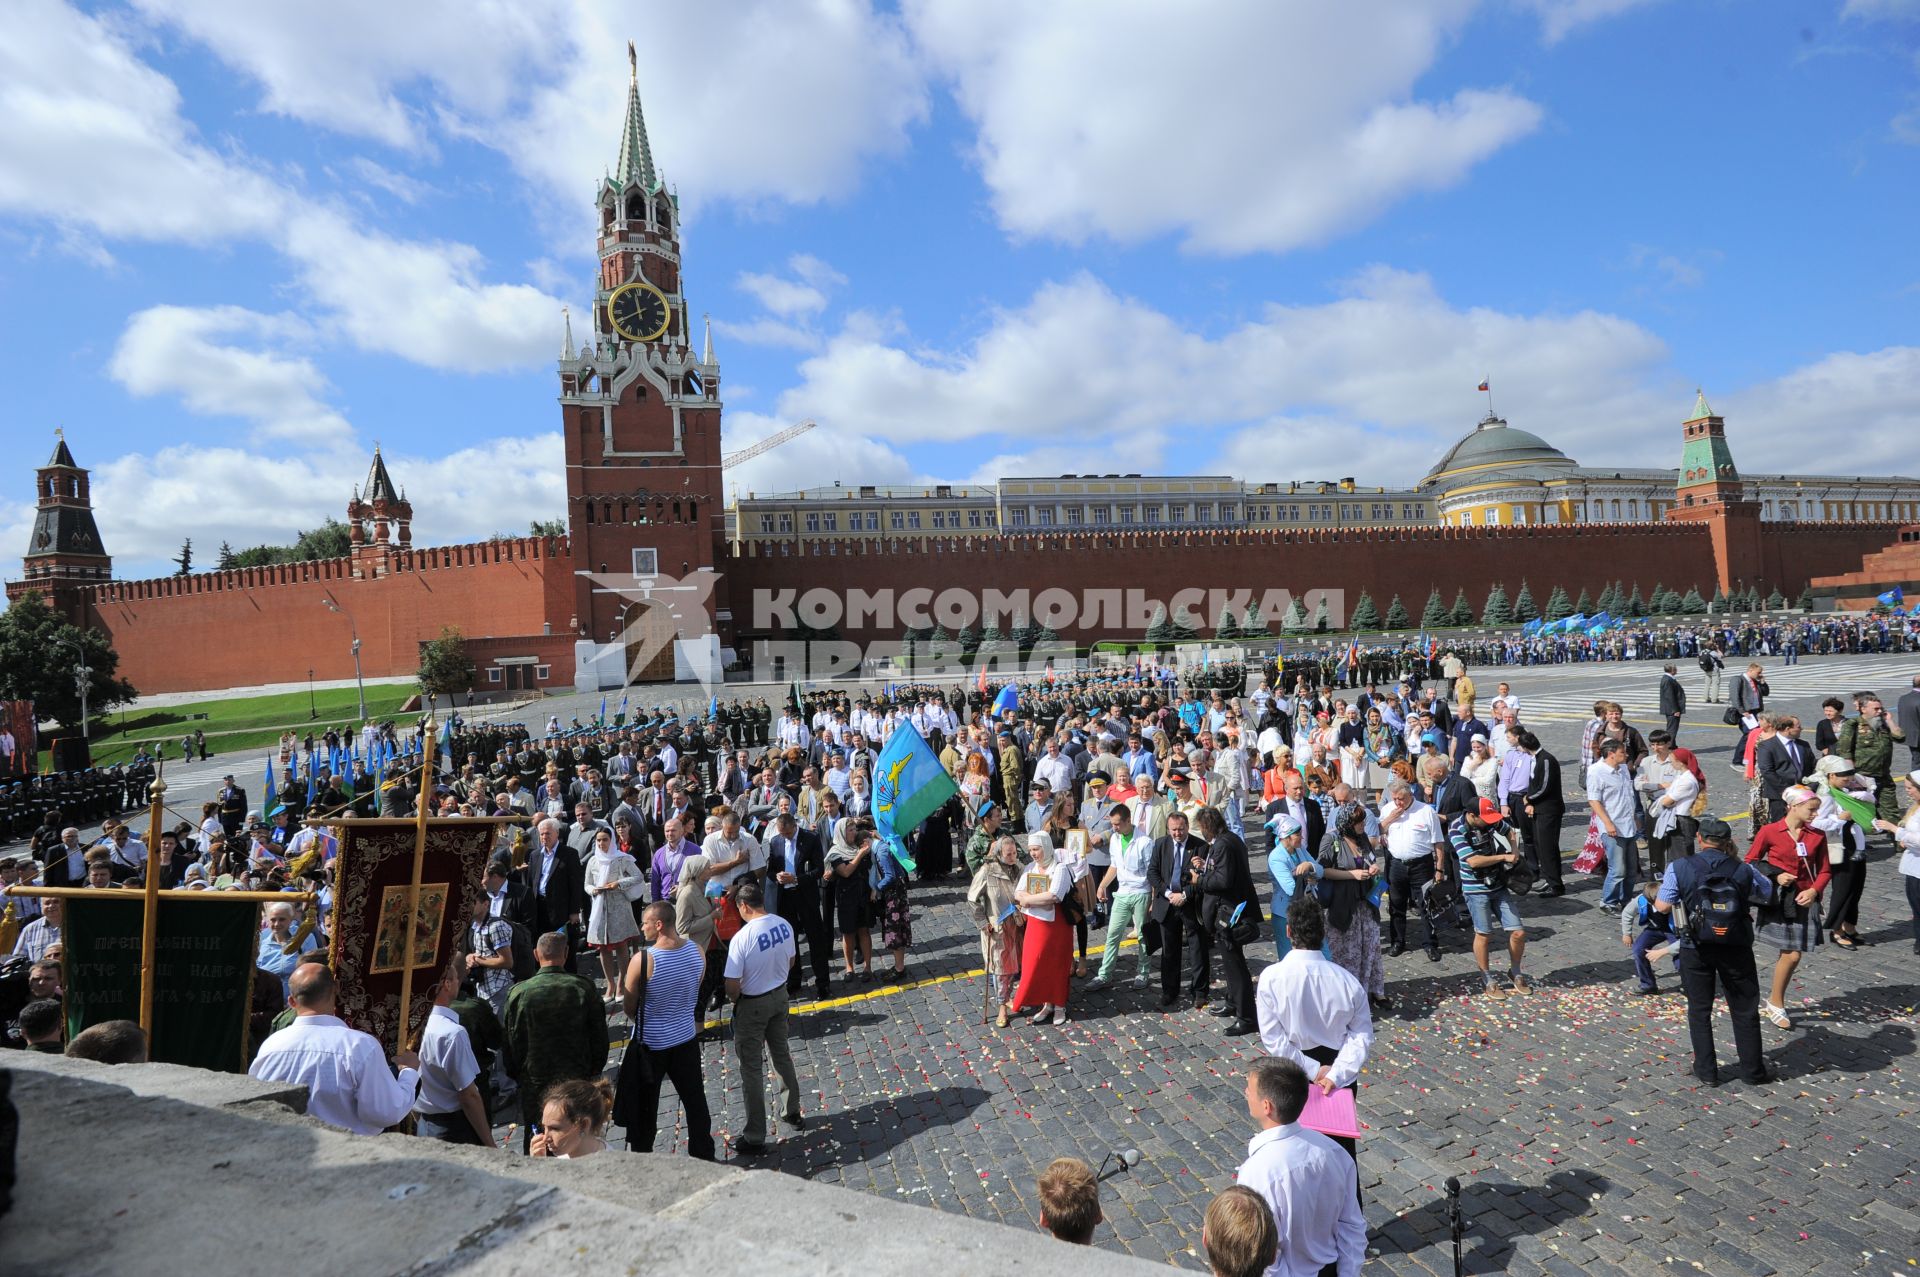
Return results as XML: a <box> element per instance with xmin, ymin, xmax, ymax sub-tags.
<box><xmin>7</xmin><ymin>636</ymin><xmax>1920</xmax><ymax>1275</ymax></box>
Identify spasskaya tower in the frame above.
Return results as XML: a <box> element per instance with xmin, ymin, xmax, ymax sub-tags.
<box><xmin>560</xmin><ymin>42</ymin><xmax>726</xmax><ymax>687</ymax></box>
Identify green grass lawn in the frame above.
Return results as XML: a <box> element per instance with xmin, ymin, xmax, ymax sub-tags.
<box><xmin>47</xmin><ymin>683</ymin><xmax>420</xmax><ymax>769</ymax></box>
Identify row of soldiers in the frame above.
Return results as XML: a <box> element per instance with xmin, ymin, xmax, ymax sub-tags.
<box><xmin>3</xmin><ymin>760</ymin><xmax>158</xmax><ymax>843</ymax></box>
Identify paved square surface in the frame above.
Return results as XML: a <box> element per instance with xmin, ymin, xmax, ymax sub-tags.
<box><xmin>596</xmin><ymin>654</ymin><xmax>1920</xmax><ymax>1275</ymax></box>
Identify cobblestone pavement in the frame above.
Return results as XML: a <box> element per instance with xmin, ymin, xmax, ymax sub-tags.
<box><xmin>574</xmin><ymin>655</ymin><xmax>1920</xmax><ymax>1275</ymax></box>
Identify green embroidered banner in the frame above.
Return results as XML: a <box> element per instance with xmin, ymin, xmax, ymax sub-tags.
<box><xmin>63</xmin><ymin>895</ymin><xmax>261</xmax><ymax>1072</ymax></box>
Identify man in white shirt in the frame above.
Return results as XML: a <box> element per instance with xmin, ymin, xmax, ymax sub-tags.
<box><xmin>1256</xmin><ymin>896</ymin><xmax>1373</xmax><ymax>1196</ymax></box>
<box><xmin>412</xmin><ymin>963</ymin><xmax>497</xmax><ymax>1147</ymax></box>
<box><xmin>1236</xmin><ymin>1057</ymin><xmax>1366</xmax><ymax>1277</ymax></box>
<box><xmin>702</xmin><ymin>809</ymin><xmax>765</xmax><ymax>891</ymax></box>
<box><xmin>1377</xmin><ymin>778</ymin><xmax>1447</xmax><ymax>962</ymax></box>
<box><xmin>1033</xmin><ymin>737</ymin><xmax>1075</xmax><ymax>798</ymax></box>
<box><xmin>250</xmin><ymin>965</ymin><xmax>421</xmax><ymax>1136</ymax></box>
<box><xmin>724</xmin><ymin>878</ymin><xmax>806</xmax><ymax>1154</ymax></box>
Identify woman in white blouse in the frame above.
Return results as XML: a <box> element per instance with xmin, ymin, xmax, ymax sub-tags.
<box><xmin>1870</xmin><ymin>770</ymin><xmax>1920</xmax><ymax>955</ymax></box>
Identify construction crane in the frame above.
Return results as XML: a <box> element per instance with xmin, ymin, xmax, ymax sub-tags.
<box><xmin>722</xmin><ymin>419</ymin><xmax>816</xmax><ymax>470</ymax></box>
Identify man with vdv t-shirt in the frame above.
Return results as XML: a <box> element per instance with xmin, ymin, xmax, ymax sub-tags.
<box><xmin>724</xmin><ymin>878</ymin><xmax>807</xmax><ymax>1154</ymax></box>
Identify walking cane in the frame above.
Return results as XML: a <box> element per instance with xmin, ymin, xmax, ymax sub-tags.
<box><xmin>1445</xmin><ymin>1176</ymin><xmax>1463</xmax><ymax>1277</ymax></box>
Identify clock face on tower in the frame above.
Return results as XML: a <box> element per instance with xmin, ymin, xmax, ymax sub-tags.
<box><xmin>606</xmin><ymin>281</ymin><xmax>671</xmax><ymax>343</ymax></box>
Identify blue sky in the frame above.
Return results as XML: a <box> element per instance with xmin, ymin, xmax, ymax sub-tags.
<box><xmin>2</xmin><ymin>0</ymin><xmax>1917</xmax><ymax>579</ymax></box>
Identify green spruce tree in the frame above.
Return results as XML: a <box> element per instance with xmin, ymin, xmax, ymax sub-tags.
<box><xmin>1383</xmin><ymin>595</ymin><xmax>1411</xmax><ymax>630</ymax></box>
<box><xmin>1625</xmin><ymin>584</ymin><xmax>1646</xmax><ymax>616</ymax></box>
<box><xmin>1795</xmin><ymin>585</ymin><xmax>1814</xmax><ymax>611</ymax></box>
<box><xmin>1766</xmin><ymin>588</ymin><xmax>1786</xmax><ymax>611</ymax></box>
<box><xmin>1350</xmin><ymin>591</ymin><xmax>1381</xmax><ymax>631</ymax></box>
<box><xmin>1511</xmin><ymin>581</ymin><xmax>1539</xmax><ymax>623</ymax></box>
<box><xmin>1420</xmin><ymin>587</ymin><xmax>1449</xmax><ymax>629</ymax></box>
<box><xmin>1213</xmin><ymin>602</ymin><xmax>1240</xmax><ymax>639</ymax></box>
<box><xmin>1680</xmin><ymin>586</ymin><xmax>1706</xmax><ymax>613</ymax></box>
<box><xmin>1282</xmin><ymin>597</ymin><xmax>1311</xmax><ymax>633</ymax></box>
<box><xmin>1480</xmin><ymin>584</ymin><xmax>1512</xmax><ymax>627</ymax></box>
<box><xmin>1241</xmin><ymin>603</ymin><xmax>1270</xmax><ymax>638</ymax></box>
<box><xmin>1449</xmin><ymin>588</ymin><xmax>1474</xmax><ymax>627</ymax></box>
<box><xmin>1543</xmin><ymin>585</ymin><xmax>1573</xmax><ymax>620</ymax></box>
<box><xmin>1574</xmin><ymin>587</ymin><xmax>1594</xmax><ymax>616</ymax></box>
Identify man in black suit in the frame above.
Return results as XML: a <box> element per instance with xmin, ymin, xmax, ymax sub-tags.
<box><xmin>765</xmin><ymin>810</ymin><xmax>832</xmax><ymax>1001</ymax></box>
<box><xmin>1146</xmin><ymin>809</ymin><xmax>1212</xmax><ymax>1012</ymax></box>
<box><xmin>1193</xmin><ymin>806</ymin><xmax>1259</xmax><ymax>1036</ymax></box>
<box><xmin>1897</xmin><ymin>674</ymin><xmax>1920</xmax><ymax>773</ymax></box>
<box><xmin>1658</xmin><ymin>664</ymin><xmax>1687</xmax><ymax>741</ymax></box>
<box><xmin>1264</xmin><ymin>771</ymin><xmax>1326</xmax><ymax>857</ymax></box>
<box><xmin>1416</xmin><ymin>755</ymin><xmax>1475</xmax><ymax>823</ymax></box>
<box><xmin>1755</xmin><ymin>715</ymin><xmax>1812</xmax><ymax>822</ymax></box>
<box><xmin>1730</xmin><ymin>663</ymin><xmax>1769</xmax><ymax>769</ymax></box>
<box><xmin>482</xmin><ymin>857</ymin><xmax>535</xmax><ymax>929</ymax></box>
<box><xmin>522</xmin><ymin>817</ymin><xmax>583</xmax><ymax>973</ymax></box>
<box><xmin>40</xmin><ymin>826</ymin><xmax>88</xmax><ymax>888</ymax></box>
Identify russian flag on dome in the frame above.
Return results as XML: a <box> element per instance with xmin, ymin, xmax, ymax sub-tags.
<box><xmin>1477</xmin><ymin>378</ymin><xmax>1490</xmax><ymax>392</ymax></box>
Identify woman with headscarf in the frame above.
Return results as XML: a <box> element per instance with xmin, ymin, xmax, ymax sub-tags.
<box><xmin>967</xmin><ymin>833</ymin><xmax>1025</xmax><ymax>1026</ymax></box>
<box><xmin>1316</xmin><ymin>802</ymin><xmax>1389</xmax><ymax>1013</ymax></box>
<box><xmin>1041</xmin><ymin>793</ymin><xmax>1092</xmax><ymax>976</ymax></box>
<box><xmin>1812</xmin><ymin>756</ymin><xmax>1874</xmax><ymax>950</ymax></box>
<box><xmin>1011</xmin><ymin>833</ymin><xmax>1076</xmax><ymax>1027</ymax></box>
<box><xmin>672</xmin><ymin>852</ymin><xmax>725</xmax><ymax>1019</ymax></box>
<box><xmin>1360</xmin><ymin>706</ymin><xmax>1399</xmax><ymax>801</ymax></box>
<box><xmin>1461</xmin><ymin>736</ymin><xmax>1500</xmax><ymax>803</ymax></box>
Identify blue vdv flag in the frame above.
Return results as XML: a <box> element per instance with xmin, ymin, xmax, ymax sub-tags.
<box><xmin>1522</xmin><ymin>619</ymin><xmax>1542</xmax><ymax>636</ymax></box>
<box><xmin>991</xmin><ymin>683</ymin><xmax>1019</xmax><ymax>717</ymax></box>
<box><xmin>873</xmin><ymin>720</ymin><xmax>960</xmax><ymax>875</ymax></box>
<box><xmin>263</xmin><ymin>756</ymin><xmax>278</xmax><ymax>817</ymax></box>
<box><xmin>598</xmin><ymin>694</ymin><xmax>608</xmax><ymax>723</ymax></box>
<box><xmin>1878</xmin><ymin>586</ymin><xmax>1904</xmax><ymax>608</ymax></box>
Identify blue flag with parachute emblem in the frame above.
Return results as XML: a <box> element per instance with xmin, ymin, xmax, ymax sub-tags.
<box><xmin>872</xmin><ymin>720</ymin><xmax>960</xmax><ymax>875</ymax></box>
<box><xmin>991</xmin><ymin>683</ymin><xmax>1018</xmax><ymax>717</ymax></box>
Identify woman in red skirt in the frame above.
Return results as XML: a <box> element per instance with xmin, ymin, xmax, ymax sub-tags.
<box><xmin>1012</xmin><ymin>832</ymin><xmax>1076</xmax><ymax>1027</ymax></box>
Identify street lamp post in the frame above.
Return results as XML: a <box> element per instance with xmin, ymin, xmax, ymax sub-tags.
<box><xmin>323</xmin><ymin>597</ymin><xmax>368</xmax><ymax>722</ymax></box>
<box><xmin>54</xmin><ymin>635</ymin><xmax>92</xmax><ymax>746</ymax></box>
<box><xmin>308</xmin><ymin>668</ymin><xmax>317</xmax><ymax>719</ymax></box>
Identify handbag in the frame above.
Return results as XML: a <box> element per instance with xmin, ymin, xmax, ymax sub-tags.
<box><xmin>1216</xmin><ymin>900</ymin><xmax>1261</xmax><ymax>948</ymax></box>
<box><xmin>1722</xmin><ymin>706</ymin><xmax>1740</xmax><ymax>726</ymax></box>
<box><xmin>609</xmin><ymin>949</ymin><xmax>653</xmax><ymax>1129</ymax></box>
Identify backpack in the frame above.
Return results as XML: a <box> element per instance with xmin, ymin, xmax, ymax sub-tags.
<box><xmin>1680</xmin><ymin>853</ymin><xmax>1750</xmax><ymax>947</ymax></box>
<box><xmin>504</xmin><ymin>920</ymin><xmax>538</xmax><ymax>983</ymax></box>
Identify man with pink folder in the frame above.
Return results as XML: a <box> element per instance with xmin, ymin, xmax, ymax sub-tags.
<box><xmin>1253</xmin><ymin>896</ymin><xmax>1373</xmax><ymax>1194</ymax></box>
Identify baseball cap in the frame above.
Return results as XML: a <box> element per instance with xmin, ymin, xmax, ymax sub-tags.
<box><xmin>1475</xmin><ymin>797</ymin><xmax>1505</xmax><ymax>825</ymax></box>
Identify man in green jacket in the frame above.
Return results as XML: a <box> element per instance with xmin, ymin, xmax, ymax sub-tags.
<box><xmin>504</xmin><ymin>931</ymin><xmax>608</xmax><ymax>1150</ymax></box>
<box><xmin>1838</xmin><ymin>696</ymin><xmax>1907</xmax><ymax>823</ymax></box>
<box><xmin>963</xmin><ymin>802</ymin><xmax>1003</xmax><ymax>875</ymax></box>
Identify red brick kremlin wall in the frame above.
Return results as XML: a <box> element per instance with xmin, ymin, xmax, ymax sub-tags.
<box><xmin>40</xmin><ymin>519</ymin><xmax>1906</xmax><ymax>693</ymax></box>
<box><xmin>725</xmin><ymin>520</ymin><xmax>1908</xmax><ymax>643</ymax></box>
<box><xmin>74</xmin><ymin>535</ymin><xmax>574</xmax><ymax>695</ymax></box>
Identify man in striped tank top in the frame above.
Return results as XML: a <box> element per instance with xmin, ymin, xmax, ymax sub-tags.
<box><xmin>617</xmin><ymin>901</ymin><xmax>715</xmax><ymax>1160</ymax></box>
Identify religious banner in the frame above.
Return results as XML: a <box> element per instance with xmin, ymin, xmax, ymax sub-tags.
<box><xmin>62</xmin><ymin>894</ymin><xmax>261</xmax><ymax>1071</ymax></box>
<box><xmin>328</xmin><ymin>819</ymin><xmax>496</xmax><ymax>1050</ymax></box>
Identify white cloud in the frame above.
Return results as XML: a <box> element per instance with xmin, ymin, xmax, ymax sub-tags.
<box><xmin>714</xmin><ymin>317</ymin><xmax>823</xmax><ymax>352</ymax></box>
<box><xmin>772</xmin><ymin>268</ymin><xmax>1673</xmax><ymax>478</ymax></box>
<box><xmin>1724</xmin><ymin>347</ymin><xmax>1920</xmax><ymax>477</ymax></box>
<box><xmin>1841</xmin><ymin>0</ymin><xmax>1920</xmax><ymax>18</ymax></box>
<box><xmin>906</xmin><ymin>0</ymin><xmax>1542</xmax><ymax>254</ymax></box>
<box><xmin>127</xmin><ymin>0</ymin><xmax>569</xmax><ymax>149</ymax></box>
<box><xmin>110</xmin><ymin>305</ymin><xmax>355</xmax><ymax>444</ymax></box>
<box><xmin>1517</xmin><ymin>0</ymin><xmax>1664</xmax><ymax>44</ymax></box>
<box><xmin>283</xmin><ymin>210</ymin><xmax>565</xmax><ymax>371</ymax></box>
<box><xmin>345</xmin><ymin>157</ymin><xmax>434</xmax><ymax>205</ymax></box>
<box><xmin>737</xmin><ymin>272</ymin><xmax>830</xmax><ymax>319</ymax></box>
<box><xmin>91</xmin><ymin>434</ymin><xmax>568</xmax><ymax>580</ymax></box>
<box><xmin>0</xmin><ymin>0</ymin><xmax>285</xmax><ymax>242</ymax></box>
<box><xmin>127</xmin><ymin>0</ymin><xmax>927</xmax><ymax>239</ymax></box>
